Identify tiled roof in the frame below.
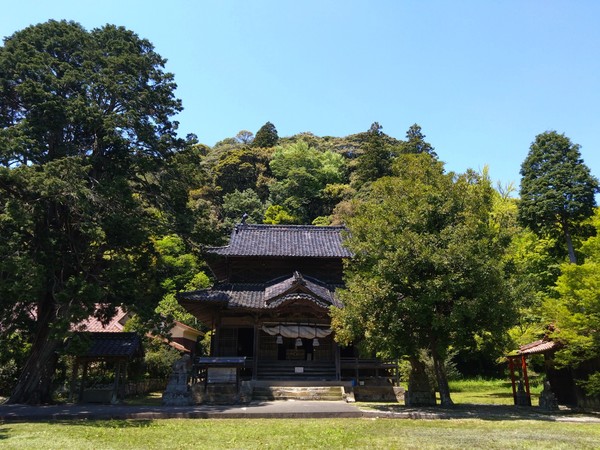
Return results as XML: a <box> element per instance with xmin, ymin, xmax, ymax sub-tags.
<box><xmin>207</xmin><ymin>224</ymin><xmax>352</xmax><ymax>258</ymax></box>
<box><xmin>72</xmin><ymin>306</ymin><xmax>128</xmax><ymax>332</ymax></box>
<box><xmin>178</xmin><ymin>272</ymin><xmax>343</xmax><ymax>311</ymax></box>
<box><xmin>518</xmin><ymin>339</ymin><xmax>559</xmax><ymax>355</ymax></box>
<box><xmin>76</xmin><ymin>332</ymin><xmax>143</xmax><ymax>358</ymax></box>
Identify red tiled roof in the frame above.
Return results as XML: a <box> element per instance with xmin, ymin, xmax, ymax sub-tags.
<box><xmin>72</xmin><ymin>306</ymin><xmax>128</xmax><ymax>332</ymax></box>
<box><xmin>518</xmin><ymin>339</ymin><xmax>559</xmax><ymax>355</ymax></box>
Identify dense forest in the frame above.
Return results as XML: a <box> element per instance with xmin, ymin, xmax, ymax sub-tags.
<box><xmin>1</xmin><ymin>21</ymin><xmax>599</xmax><ymax>404</ymax></box>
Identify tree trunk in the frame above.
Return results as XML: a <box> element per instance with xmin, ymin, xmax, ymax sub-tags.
<box><xmin>561</xmin><ymin>218</ymin><xmax>577</xmax><ymax>264</ymax></box>
<box><xmin>7</xmin><ymin>294</ymin><xmax>60</xmax><ymax>405</ymax></box>
<box><xmin>431</xmin><ymin>347</ymin><xmax>454</xmax><ymax>407</ymax></box>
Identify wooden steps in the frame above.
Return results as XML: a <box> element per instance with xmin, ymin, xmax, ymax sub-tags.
<box><xmin>256</xmin><ymin>361</ymin><xmax>336</xmax><ymax>381</ymax></box>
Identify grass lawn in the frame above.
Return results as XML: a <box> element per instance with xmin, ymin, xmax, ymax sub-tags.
<box><xmin>448</xmin><ymin>377</ymin><xmax>543</xmax><ymax>405</ymax></box>
<box><xmin>1</xmin><ymin>418</ymin><xmax>599</xmax><ymax>449</ymax></box>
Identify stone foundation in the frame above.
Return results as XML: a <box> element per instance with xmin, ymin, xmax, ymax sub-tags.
<box><xmin>353</xmin><ymin>386</ymin><xmax>405</xmax><ymax>402</ymax></box>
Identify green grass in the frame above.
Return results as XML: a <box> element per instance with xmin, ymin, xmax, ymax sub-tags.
<box><xmin>448</xmin><ymin>377</ymin><xmax>543</xmax><ymax>405</ymax></box>
<box><xmin>1</xmin><ymin>418</ymin><xmax>599</xmax><ymax>449</ymax></box>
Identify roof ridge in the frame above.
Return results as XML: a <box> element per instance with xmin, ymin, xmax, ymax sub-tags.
<box><xmin>234</xmin><ymin>224</ymin><xmax>346</xmax><ymax>230</ymax></box>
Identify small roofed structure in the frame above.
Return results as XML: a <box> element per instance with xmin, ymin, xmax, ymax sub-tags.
<box><xmin>73</xmin><ymin>305</ymin><xmax>203</xmax><ymax>354</ymax></box>
<box><xmin>507</xmin><ymin>338</ymin><xmax>560</xmax><ymax>406</ymax></box>
<box><xmin>68</xmin><ymin>332</ymin><xmax>144</xmax><ymax>404</ymax></box>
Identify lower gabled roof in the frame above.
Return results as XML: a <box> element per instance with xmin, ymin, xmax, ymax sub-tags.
<box><xmin>178</xmin><ymin>272</ymin><xmax>343</xmax><ymax>315</ymax></box>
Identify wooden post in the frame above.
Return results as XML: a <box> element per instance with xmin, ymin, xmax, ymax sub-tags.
<box><xmin>79</xmin><ymin>361</ymin><xmax>88</xmax><ymax>403</ymax></box>
<box><xmin>521</xmin><ymin>355</ymin><xmax>531</xmax><ymax>404</ymax></box>
<box><xmin>334</xmin><ymin>340</ymin><xmax>341</xmax><ymax>381</ymax></box>
<box><xmin>508</xmin><ymin>357</ymin><xmax>517</xmax><ymax>405</ymax></box>
<box><xmin>112</xmin><ymin>360</ymin><xmax>121</xmax><ymax>404</ymax></box>
<box><xmin>69</xmin><ymin>360</ymin><xmax>79</xmax><ymax>403</ymax></box>
<box><xmin>253</xmin><ymin>319</ymin><xmax>259</xmax><ymax>381</ymax></box>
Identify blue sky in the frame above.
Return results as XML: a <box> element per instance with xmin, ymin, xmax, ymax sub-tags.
<box><xmin>2</xmin><ymin>1</ymin><xmax>599</xmax><ymax>189</ymax></box>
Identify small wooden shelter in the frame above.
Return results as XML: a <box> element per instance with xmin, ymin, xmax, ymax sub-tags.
<box><xmin>507</xmin><ymin>338</ymin><xmax>559</xmax><ymax>406</ymax></box>
<box><xmin>68</xmin><ymin>332</ymin><xmax>144</xmax><ymax>404</ymax></box>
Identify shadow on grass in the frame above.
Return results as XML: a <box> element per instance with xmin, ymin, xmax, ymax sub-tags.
<box><xmin>40</xmin><ymin>419</ymin><xmax>155</xmax><ymax>428</ymax></box>
<box><xmin>360</xmin><ymin>402</ymin><xmax>589</xmax><ymax>422</ymax></box>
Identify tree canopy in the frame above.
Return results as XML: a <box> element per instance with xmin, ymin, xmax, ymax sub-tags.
<box><xmin>332</xmin><ymin>154</ymin><xmax>515</xmax><ymax>405</ymax></box>
<box><xmin>253</xmin><ymin>121</ymin><xmax>279</xmax><ymax>148</ymax></box>
<box><xmin>519</xmin><ymin>131</ymin><xmax>598</xmax><ymax>263</ymax></box>
<box><xmin>0</xmin><ymin>20</ymin><xmax>183</xmax><ymax>404</ymax></box>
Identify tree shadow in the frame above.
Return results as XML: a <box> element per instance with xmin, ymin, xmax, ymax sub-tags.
<box><xmin>42</xmin><ymin>419</ymin><xmax>155</xmax><ymax>428</ymax></box>
<box><xmin>362</xmin><ymin>403</ymin><xmax>592</xmax><ymax>422</ymax></box>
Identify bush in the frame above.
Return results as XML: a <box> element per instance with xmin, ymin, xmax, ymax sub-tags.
<box><xmin>0</xmin><ymin>359</ymin><xmax>18</xmax><ymax>396</ymax></box>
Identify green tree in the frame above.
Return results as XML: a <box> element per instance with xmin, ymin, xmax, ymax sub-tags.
<box><xmin>351</xmin><ymin>122</ymin><xmax>393</xmax><ymax>187</ymax></box>
<box><xmin>544</xmin><ymin>209</ymin><xmax>600</xmax><ymax>395</ymax></box>
<box><xmin>263</xmin><ymin>204</ymin><xmax>298</xmax><ymax>224</ymax></box>
<box><xmin>213</xmin><ymin>147</ymin><xmax>270</xmax><ymax>196</ymax></box>
<box><xmin>399</xmin><ymin>124</ymin><xmax>437</xmax><ymax>158</ymax></box>
<box><xmin>0</xmin><ymin>20</ymin><xmax>182</xmax><ymax>404</ymax></box>
<box><xmin>519</xmin><ymin>131</ymin><xmax>598</xmax><ymax>263</ymax></box>
<box><xmin>268</xmin><ymin>140</ymin><xmax>346</xmax><ymax>222</ymax></box>
<box><xmin>253</xmin><ymin>121</ymin><xmax>279</xmax><ymax>148</ymax></box>
<box><xmin>332</xmin><ymin>154</ymin><xmax>514</xmax><ymax>405</ymax></box>
<box><xmin>221</xmin><ymin>188</ymin><xmax>266</xmax><ymax>228</ymax></box>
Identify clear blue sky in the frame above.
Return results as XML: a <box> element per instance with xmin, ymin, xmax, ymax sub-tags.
<box><xmin>2</xmin><ymin>1</ymin><xmax>599</xmax><ymax>189</ymax></box>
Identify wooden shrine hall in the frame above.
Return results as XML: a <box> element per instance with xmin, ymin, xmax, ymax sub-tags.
<box><xmin>178</xmin><ymin>224</ymin><xmax>395</xmax><ymax>384</ymax></box>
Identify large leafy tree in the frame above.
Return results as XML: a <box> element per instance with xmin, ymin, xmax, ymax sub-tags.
<box><xmin>519</xmin><ymin>131</ymin><xmax>598</xmax><ymax>263</ymax></box>
<box><xmin>544</xmin><ymin>209</ymin><xmax>600</xmax><ymax>396</ymax></box>
<box><xmin>332</xmin><ymin>154</ymin><xmax>514</xmax><ymax>405</ymax></box>
<box><xmin>0</xmin><ymin>20</ymin><xmax>183</xmax><ymax>404</ymax></box>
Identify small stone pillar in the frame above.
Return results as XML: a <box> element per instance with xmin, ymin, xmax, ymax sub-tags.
<box><xmin>405</xmin><ymin>358</ymin><xmax>436</xmax><ymax>406</ymax></box>
<box><xmin>538</xmin><ymin>379</ymin><xmax>558</xmax><ymax>410</ymax></box>
<box><xmin>162</xmin><ymin>354</ymin><xmax>193</xmax><ymax>406</ymax></box>
<box><xmin>515</xmin><ymin>380</ymin><xmax>531</xmax><ymax>406</ymax></box>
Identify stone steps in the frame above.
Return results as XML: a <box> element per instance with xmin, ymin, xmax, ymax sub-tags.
<box><xmin>252</xmin><ymin>385</ymin><xmax>344</xmax><ymax>401</ymax></box>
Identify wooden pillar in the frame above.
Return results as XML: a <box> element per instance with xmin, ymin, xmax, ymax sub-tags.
<box><xmin>69</xmin><ymin>359</ymin><xmax>79</xmax><ymax>403</ymax></box>
<box><xmin>521</xmin><ymin>355</ymin><xmax>531</xmax><ymax>402</ymax></box>
<box><xmin>252</xmin><ymin>319</ymin><xmax>259</xmax><ymax>381</ymax></box>
<box><xmin>79</xmin><ymin>361</ymin><xmax>89</xmax><ymax>403</ymax></box>
<box><xmin>213</xmin><ymin>314</ymin><xmax>221</xmax><ymax>356</ymax></box>
<box><xmin>508</xmin><ymin>357</ymin><xmax>517</xmax><ymax>405</ymax></box>
<box><xmin>112</xmin><ymin>360</ymin><xmax>122</xmax><ymax>404</ymax></box>
<box><xmin>334</xmin><ymin>339</ymin><xmax>341</xmax><ymax>381</ymax></box>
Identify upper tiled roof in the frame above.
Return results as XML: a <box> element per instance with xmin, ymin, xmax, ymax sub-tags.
<box><xmin>207</xmin><ymin>224</ymin><xmax>352</xmax><ymax>258</ymax></box>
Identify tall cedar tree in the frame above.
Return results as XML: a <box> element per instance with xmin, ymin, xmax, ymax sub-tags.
<box><xmin>352</xmin><ymin>122</ymin><xmax>392</xmax><ymax>186</ymax></box>
<box><xmin>253</xmin><ymin>121</ymin><xmax>279</xmax><ymax>148</ymax></box>
<box><xmin>519</xmin><ymin>131</ymin><xmax>598</xmax><ymax>263</ymax></box>
<box><xmin>0</xmin><ymin>20</ymin><xmax>182</xmax><ymax>404</ymax></box>
<box><xmin>400</xmin><ymin>124</ymin><xmax>437</xmax><ymax>158</ymax></box>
